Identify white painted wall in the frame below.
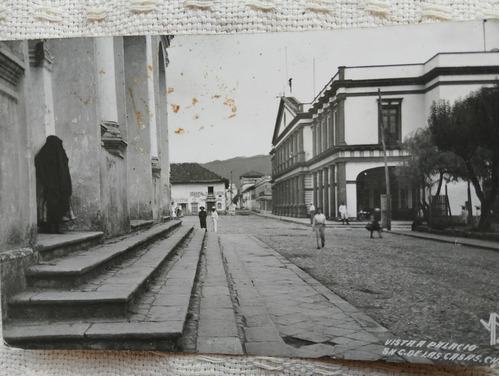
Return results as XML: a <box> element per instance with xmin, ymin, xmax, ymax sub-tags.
<box><xmin>171</xmin><ymin>182</ymin><xmax>226</xmax><ymax>214</ymax></box>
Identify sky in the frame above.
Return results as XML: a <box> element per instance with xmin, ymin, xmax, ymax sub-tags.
<box><xmin>166</xmin><ymin>20</ymin><xmax>498</xmax><ymax>164</ymax></box>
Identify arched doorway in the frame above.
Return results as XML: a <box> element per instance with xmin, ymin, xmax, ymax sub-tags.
<box><xmin>356</xmin><ymin>167</ymin><xmax>415</xmax><ymax>220</ymax></box>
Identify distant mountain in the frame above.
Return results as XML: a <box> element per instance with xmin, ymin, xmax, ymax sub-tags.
<box><xmin>202</xmin><ymin>155</ymin><xmax>271</xmax><ymax>189</ymax></box>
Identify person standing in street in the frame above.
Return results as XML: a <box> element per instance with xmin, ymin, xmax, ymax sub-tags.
<box><xmin>339</xmin><ymin>202</ymin><xmax>349</xmax><ymax>225</ymax></box>
<box><xmin>198</xmin><ymin>206</ymin><xmax>207</xmax><ymax>230</ymax></box>
<box><xmin>309</xmin><ymin>202</ymin><xmax>316</xmax><ymax>224</ymax></box>
<box><xmin>211</xmin><ymin>207</ymin><xmax>219</xmax><ymax>232</ymax></box>
<box><xmin>312</xmin><ymin>208</ymin><xmax>327</xmax><ymax>249</ymax></box>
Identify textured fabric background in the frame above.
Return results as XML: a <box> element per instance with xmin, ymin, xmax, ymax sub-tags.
<box><xmin>0</xmin><ymin>1</ymin><xmax>498</xmax><ymax>375</ymax></box>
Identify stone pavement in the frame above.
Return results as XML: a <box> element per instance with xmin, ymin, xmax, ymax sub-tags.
<box><xmin>253</xmin><ymin>212</ymin><xmax>498</xmax><ymax>251</ymax></box>
<box><xmin>7</xmin><ymin>212</ymin><xmax>493</xmax><ymax>361</ymax></box>
<box><xmin>217</xmin><ymin>229</ymin><xmax>410</xmax><ymax>362</ymax></box>
<box><xmin>196</xmin><ymin>232</ymin><xmax>243</xmax><ymax>354</ymax></box>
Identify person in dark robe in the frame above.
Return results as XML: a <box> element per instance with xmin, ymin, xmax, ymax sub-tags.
<box><xmin>35</xmin><ymin>135</ymin><xmax>73</xmax><ymax>234</ymax></box>
<box><xmin>198</xmin><ymin>206</ymin><xmax>207</xmax><ymax>230</ymax></box>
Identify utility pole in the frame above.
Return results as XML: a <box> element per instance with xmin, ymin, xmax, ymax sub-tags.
<box><xmin>230</xmin><ymin>171</ymin><xmax>233</xmax><ymax>203</ymax></box>
<box><xmin>378</xmin><ymin>89</ymin><xmax>391</xmax><ymax>230</ymax></box>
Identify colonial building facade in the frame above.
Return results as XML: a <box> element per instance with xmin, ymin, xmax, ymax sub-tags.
<box><xmin>170</xmin><ymin>163</ymin><xmax>227</xmax><ymax>215</ymax></box>
<box><xmin>240</xmin><ymin>175</ymin><xmax>273</xmax><ymax>213</ymax></box>
<box><xmin>271</xmin><ymin>51</ymin><xmax>499</xmax><ymax>220</ymax></box>
<box><xmin>238</xmin><ymin>170</ymin><xmax>265</xmax><ymax>209</ymax></box>
<box><xmin>0</xmin><ymin>35</ymin><xmax>173</xmax><ymax>251</ymax></box>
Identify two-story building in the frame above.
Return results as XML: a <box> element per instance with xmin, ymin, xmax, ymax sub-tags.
<box><xmin>239</xmin><ymin>171</ymin><xmax>265</xmax><ymax>209</ymax></box>
<box><xmin>241</xmin><ymin>175</ymin><xmax>273</xmax><ymax>213</ymax></box>
<box><xmin>271</xmin><ymin>51</ymin><xmax>499</xmax><ymax>220</ymax></box>
<box><xmin>170</xmin><ymin>163</ymin><xmax>227</xmax><ymax>215</ymax></box>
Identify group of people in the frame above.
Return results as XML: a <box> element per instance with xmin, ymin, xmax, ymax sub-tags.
<box><xmin>308</xmin><ymin>202</ymin><xmax>350</xmax><ymax>225</ymax></box>
<box><xmin>198</xmin><ymin>206</ymin><xmax>219</xmax><ymax>232</ymax></box>
<box><xmin>309</xmin><ymin>201</ymin><xmax>382</xmax><ymax>249</ymax></box>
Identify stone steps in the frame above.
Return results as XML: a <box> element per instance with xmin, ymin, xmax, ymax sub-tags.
<box><xmin>3</xmin><ymin>227</ymin><xmax>207</xmax><ymax>351</ymax></box>
<box><xmin>37</xmin><ymin>231</ymin><xmax>104</xmax><ymax>262</ymax></box>
<box><xmin>26</xmin><ymin>220</ymin><xmax>182</xmax><ymax>288</ymax></box>
<box><xmin>8</xmin><ymin>225</ymin><xmax>192</xmax><ymax>320</ymax></box>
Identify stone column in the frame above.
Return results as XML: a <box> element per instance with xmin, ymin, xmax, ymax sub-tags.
<box><xmin>323</xmin><ymin>167</ymin><xmax>329</xmax><ymax>216</ymax></box>
<box><xmin>146</xmin><ymin>36</ymin><xmax>159</xmax><ymax>160</ymax></box>
<box><xmin>329</xmin><ymin>165</ymin><xmax>335</xmax><ymax>218</ymax></box>
<box><xmin>28</xmin><ymin>40</ymin><xmax>55</xmax><ymax>142</ymax></box>
<box><xmin>96</xmin><ymin>37</ymin><xmax>119</xmax><ymax>124</ymax></box>
<box><xmin>298</xmin><ymin>174</ymin><xmax>306</xmax><ymax>217</ymax></box>
<box><xmin>96</xmin><ymin>37</ymin><xmax>130</xmax><ymax>237</ymax></box>
<box><xmin>318</xmin><ymin>170</ymin><xmax>323</xmax><ymax>212</ymax></box>
<box><xmin>337</xmin><ymin>94</ymin><xmax>346</xmax><ymax>145</ymax></box>
<box><xmin>337</xmin><ymin>162</ymin><xmax>347</xmax><ymax>210</ymax></box>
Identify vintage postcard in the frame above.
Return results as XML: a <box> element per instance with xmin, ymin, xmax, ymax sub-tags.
<box><xmin>0</xmin><ymin>20</ymin><xmax>498</xmax><ymax>367</ymax></box>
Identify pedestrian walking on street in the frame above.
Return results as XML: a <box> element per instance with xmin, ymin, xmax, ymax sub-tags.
<box><xmin>339</xmin><ymin>202</ymin><xmax>349</xmax><ymax>225</ymax></box>
<box><xmin>309</xmin><ymin>202</ymin><xmax>316</xmax><ymax>224</ymax></box>
<box><xmin>211</xmin><ymin>207</ymin><xmax>219</xmax><ymax>232</ymax></box>
<box><xmin>176</xmin><ymin>206</ymin><xmax>183</xmax><ymax>218</ymax></box>
<box><xmin>312</xmin><ymin>208</ymin><xmax>327</xmax><ymax>249</ymax></box>
<box><xmin>365</xmin><ymin>213</ymin><xmax>382</xmax><ymax>238</ymax></box>
<box><xmin>198</xmin><ymin>206</ymin><xmax>207</xmax><ymax>229</ymax></box>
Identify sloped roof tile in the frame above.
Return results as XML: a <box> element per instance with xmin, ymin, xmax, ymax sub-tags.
<box><xmin>171</xmin><ymin>163</ymin><xmax>226</xmax><ymax>184</ymax></box>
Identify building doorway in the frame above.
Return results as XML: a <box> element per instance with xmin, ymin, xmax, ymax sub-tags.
<box><xmin>356</xmin><ymin>167</ymin><xmax>415</xmax><ymax>220</ymax></box>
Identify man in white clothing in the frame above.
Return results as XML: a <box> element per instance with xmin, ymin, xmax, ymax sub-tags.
<box><xmin>312</xmin><ymin>208</ymin><xmax>327</xmax><ymax>249</ymax></box>
<box><xmin>211</xmin><ymin>207</ymin><xmax>219</xmax><ymax>232</ymax></box>
<box><xmin>339</xmin><ymin>202</ymin><xmax>349</xmax><ymax>225</ymax></box>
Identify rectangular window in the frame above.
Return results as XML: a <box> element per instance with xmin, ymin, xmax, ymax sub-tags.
<box><xmin>322</xmin><ymin>117</ymin><xmax>327</xmax><ymax>152</ymax></box>
<box><xmin>379</xmin><ymin>99</ymin><xmax>402</xmax><ymax>145</ymax></box>
<box><xmin>208</xmin><ymin>186</ymin><xmax>214</xmax><ymax>194</ymax></box>
<box><xmin>334</xmin><ymin>109</ymin><xmax>338</xmax><ymax>146</ymax></box>
<box><xmin>312</xmin><ymin>126</ymin><xmax>317</xmax><ymax>156</ymax></box>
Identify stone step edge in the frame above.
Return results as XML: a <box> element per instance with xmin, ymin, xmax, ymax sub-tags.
<box><xmin>9</xmin><ymin>225</ymin><xmax>194</xmax><ymax>307</ymax></box>
<box><xmin>27</xmin><ymin>220</ymin><xmax>183</xmax><ymax>278</ymax></box>
<box><xmin>2</xmin><ymin>321</ymin><xmax>184</xmax><ymax>344</ymax></box>
<box><xmin>3</xmin><ymin>229</ymin><xmax>207</xmax><ymax>346</ymax></box>
<box><xmin>36</xmin><ymin>232</ymin><xmax>104</xmax><ymax>254</ymax></box>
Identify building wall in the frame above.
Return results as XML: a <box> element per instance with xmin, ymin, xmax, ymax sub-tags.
<box><xmin>0</xmin><ymin>35</ymin><xmax>172</xmax><ymax>245</ymax></box>
<box><xmin>48</xmin><ymin>38</ymin><xmax>103</xmax><ymax>231</ymax></box>
<box><xmin>272</xmin><ymin>51</ymin><xmax>498</xmax><ymax>220</ymax></box>
<box><xmin>172</xmin><ymin>182</ymin><xmax>226</xmax><ymax>215</ymax></box>
<box><xmin>0</xmin><ymin>42</ymin><xmax>36</xmax><ymax>252</ymax></box>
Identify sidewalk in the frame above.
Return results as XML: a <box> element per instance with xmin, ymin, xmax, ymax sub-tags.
<box><xmin>252</xmin><ymin>212</ymin><xmax>499</xmax><ymax>251</ymax></box>
<box><xmin>219</xmin><ymin>232</ymin><xmax>412</xmax><ymax>362</ymax></box>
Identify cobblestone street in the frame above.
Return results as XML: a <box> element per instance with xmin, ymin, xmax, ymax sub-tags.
<box><xmin>209</xmin><ymin>213</ymin><xmax>499</xmax><ymax>364</ymax></box>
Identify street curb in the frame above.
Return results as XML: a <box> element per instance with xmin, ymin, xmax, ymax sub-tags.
<box><xmin>253</xmin><ymin>211</ymin><xmax>498</xmax><ymax>251</ymax></box>
<box><xmin>387</xmin><ymin>230</ymin><xmax>499</xmax><ymax>251</ymax></box>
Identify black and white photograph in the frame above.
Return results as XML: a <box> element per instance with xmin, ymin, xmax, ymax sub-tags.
<box><xmin>0</xmin><ymin>19</ymin><xmax>498</xmax><ymax>367</ymax></box>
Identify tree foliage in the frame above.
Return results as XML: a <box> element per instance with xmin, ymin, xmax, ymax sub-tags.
<box><xmin>428</xmin><ymin>86</ymin><xmax>499</xmax><ymax>230</ymax></box>
<box><xmin>397</xmin><ymin>127</ymin><xmax>465</xmax><ymax>224</ymax></box>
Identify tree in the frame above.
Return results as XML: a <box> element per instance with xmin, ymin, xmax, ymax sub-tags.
<box><xmin>397</xmin><ymin>127</ymin><xmax>465</xmax><ymax>225</ymax></box>
<box><xmin>428</xmin><ymin>86</ymin><xmax>499</xmax><ymax>230</ymax></box>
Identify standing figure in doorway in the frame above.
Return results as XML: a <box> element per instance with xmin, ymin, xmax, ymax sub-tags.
<box><xmin>312</xmin><ymin>208</ymin><xmax>327</xmax><ymax>249</ymax></box>
<box><xmin>35</xmin><ymin>135</ymin><xmax>73</xmax><ymax>234</ymax></box>
<box><xmin>198</xmin><ymin>206</ymin><xmax>207</xmax><ymax>230</ymax></box>
<box><xmin>211</xmin><ymin>207</ymin><xmax>219</xmax><ymax>232</ymax></box>
<box><xmin>339</xmin><ymin>202</ymin><xmax>349</xmax><ymax>225</ymax></box>
<box><xmin>309</xmin><ymin>202</ymin><xmax>316</xmax><ymax>224</ymax></box>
